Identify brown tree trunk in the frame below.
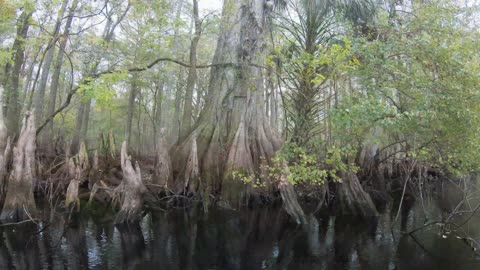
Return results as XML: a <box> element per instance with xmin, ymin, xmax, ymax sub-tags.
<box><xmin>162</xmin><ymin>0</ymin><xmax>184</xmax><ymax>143</ymax></box>
<box><xmin>153</xmin><ymin>80</ymin><xmax>163</xmax><ymax>141</ymax></box>
<box><xmin>172</xmin><ymin>0</ymin><xmax>283</xmax><ymax>208</ymax></box>
<box><xmin>335</xmin><ymin>171</ymin><xmax>378</xmax><ymax>217</ymax></box>
<box><xmin>152</xmin><ymin>128</ymin><xmax>172</xmax><ymax>191</ymax></box>
<box><xmin>34</xmin><ymin>0</ymin><xmax>69</xmax><ymax>126</ymax></box>
<box><xmin>46</xmin><ymin>0</ymin><xmax>79</xmax><ymax>146</ymax></box>
<box><xmin>180</xmin><ymin>0</ymin><xmax>201</xmax><ymax>140</ymax></box>
<box><xmin>65</xmin><ymin>166</ymin><xmax>81</xmax><ymax>210</ymax></box>
<box><xmin>0</xmin><ymin>86</ymin><xmax>12</xmax><ymax>206</ymax></box>
<box><xmin>171</xmin><ymin>72</ymin><xmax>183</xmax><ymax>145</ymax></box>
<box><xmin>72</xmin><ymin>100</ymin><xmax>85</xmax><ymax>150</ymax></box>
<box><xmin>65</xmin><ymin>141</ymin><xmax>89</xmax><ymax>210</ymax></box>
<box><xmin>71</xmin><ymin>3</ymin><xmax>130</xmax><ymax>149</ymax></box>
<box><xmin>81</xmin><ymin>99</ymin><xmax>91</xmax><ymax>143</ymax></box>
<box><xmin>3</xmin><ymin>11</ymin><xmax>33</xmax><ymax>136</ymax></box>
<box><xmin>0</xmin><ymin>112</ymin><xmax>37</xmax><ymax>222</ymax></box>
<box><xmin>125</xmin><ymin>76</ymin><xmax>138</xmax><ymax>146</ymax></box>
<box><xmin>0</xmin><ymin>86</ymin><xmax>8</xmax><ymax>165</ymax></box>
<box><xmin>278</xmin><ymin>161</ymin><xmax>307</xmax><ymax>224</ymax></box>
<box><xmin>115</xmin><ymin>141</ymin><xmax>146</xmax><ymax>223</ymax></box>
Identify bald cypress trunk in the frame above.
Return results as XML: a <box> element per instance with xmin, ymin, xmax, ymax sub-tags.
<box><xmin>0</xmin><ymin>86</ymin><xmax>12</xmax><ymax>206</ymax></box>
<box><xmin>152</xmin><ymin>128</ymin><xmax>172</xmax><ymax>191</ymax></box>
<box><xmin>125</xmin><ymin>76</ymin><xmax>138</xmax><ymax>147</ymax></box>
<box><xmin>3</xmin><ymin>11</ymin><xmax>33</xmax><ymax>136</ymax></box>
<box><xmin>172</xmin><ymin>0</ymin><xmax>287</xmax><ymax>209</ymax></box>
<box><xmin>162</xmin><ymin>0</ymin><xmax>185</xmax><ymax>141</ymax></box>
<box><xmin>34</xmin><ymin>0</ymin><xmax>69</xmax><ymax>126</ymax></box>
<box><xmin>71</xmin><ymin>3</ymin><xmax>130</xmax><ymax>150</ymax></box>
<box><xmin>180</xmin><ymin>0</ymin><xmax>201</xmax><ymax>140</ymax></box>
<box><xmin>46</xmin><ymin>0</ymin><xmax>79</xmax><ymax>146</ymax></box>
<box><xmin>0</xmin><ymin>112</ymin><xmax>37</xmax><ymax>222</ymax></box>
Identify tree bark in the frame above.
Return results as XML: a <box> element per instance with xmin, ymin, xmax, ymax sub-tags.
<box><xmin>172</xmin><ymin>0</ymin><xmax>283</xmax><ymax>207</ymax></box>
<box><xmin>34</xmin><ymin>0</ymin><xmax>69</xmax><ymax>126</ymax></box>
<box><xmin>162</xmin><ymin>0</ymin><xmax>185</xmax><ymax>140</ymax></box>
<box><xmin>153</xmin><ymin>78</ymin><xmax>164</xmax><ymax>148</ymax></box>
<box><xmin>0</xmin><ymin>111</ymin><xmax>37</xmax><ymax>222</ymax></box>
<box><xmin>335</xmin><ymin>171</ymin><xmax>378</xmax><ymax>217</ymax></box>
<box><xmin>3</xmin><ymin>11</ymin><xmax>33</xmax><ymax>136</ymax></box>
<box><xmin>65</xmin><ymin>165</ymin><xmax>81</xmax><ymax>211</ymax></box>
<box><xmin>152</xmin><ymin>128</ymin><xmax>172</xmax><ymax>191</ymax></box>
<box><xmin>0</xmin><ymin>86</ymin><xmax>12</xmax><ymax>206</ymax></box>
<box><xmin>0</xmin><ymin>85</ymin><xmax>8</xmax><ymax>162</ymax></box>
<box><xmin>279</xmin><ymin>160</ymin><xmax>307</xmax><ymax>224</ymax></box>
<box><xmin>47</xmin><ymin>0</ymin><xmax>79</xmax><ymax>145</ymax></box>
<box><xmin>115</xmin><ymin>141</ymin><xmax>146</xmax><ymax>223</ymax></box>
<box><xmin>171</xmin><ymin>72</ymin><xmax>183</xmax><ymax>145</ymax></box>
<box><xmin>125</xmin><ymin>75</ymin><xmax>138</xmax><ymax>146</ymax></box>
<box><xmin>180</xmin><ymin>0</ymin><xmax>201</xmax><ymax>140</ymax></box>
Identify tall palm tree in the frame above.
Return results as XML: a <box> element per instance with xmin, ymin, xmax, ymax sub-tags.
<box><xmin>274</xmin><ymin>0</ymin><xmax>377</xmax><ymax>147</ymax></box>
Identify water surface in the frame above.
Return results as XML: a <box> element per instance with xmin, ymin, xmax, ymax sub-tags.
<box><xmin>1</xmin><ymin>197</ymin><xmax>479</xmax><ymax>270</ymax></box>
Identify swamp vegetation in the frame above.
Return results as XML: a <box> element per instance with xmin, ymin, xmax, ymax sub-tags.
<box><xmin>1</xmin><ymin>0</ymin><xmax>480</xmax><ymax>269</ymax></box>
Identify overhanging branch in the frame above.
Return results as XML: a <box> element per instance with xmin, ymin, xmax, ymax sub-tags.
<box><xmin>36</xmin><ymin>57</ymin><xmax>253</xmax><ymax>135</ymax></box>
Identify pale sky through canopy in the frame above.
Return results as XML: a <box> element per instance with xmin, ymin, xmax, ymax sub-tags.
<box><xmin>198</xmin><ymin>0</ymin><xmax>222</xmax><ymax>11</ymax></box>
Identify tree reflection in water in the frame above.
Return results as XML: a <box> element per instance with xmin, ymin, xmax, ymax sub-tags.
<box><xmin>0</xmin><ymin>202</ymin><xmax>479</xmax><ymax>270</ymax></box>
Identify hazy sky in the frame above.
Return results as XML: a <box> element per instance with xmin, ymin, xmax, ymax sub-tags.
<box><xmin>199</xmin><ymin>0</ymin><xmax>222</xmax><ymax>11</ymax></box>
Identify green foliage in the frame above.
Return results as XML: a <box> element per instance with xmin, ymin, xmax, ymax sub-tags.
<box><xmin>331</xmin><ymin>0</ymin><xmax>480</xmax><ymax>175</ymax></box>
<box><xmin>276</xmin><ymin>145</ymin><xmax>329</xmax><ymax>185</ymax></box>
<box><xmin>231</xmin><ymin>142</ymin><xmax>358</xmax><ymax>187</ymax></box>
<box><xmin>78</xmin><ymin>71</ymin><xmax>128</xmax><ymax>109</ymax></box>
<box><xmin>273</xmin><ymin>142</ymin><xmax>358</xmax><ymax>185</ymax></box>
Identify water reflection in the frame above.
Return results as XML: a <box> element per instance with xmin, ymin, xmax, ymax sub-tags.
<box><xmin>0</xmin><ymin>201</ymin><xmax>479</xmax><ymax>270</ymax></box>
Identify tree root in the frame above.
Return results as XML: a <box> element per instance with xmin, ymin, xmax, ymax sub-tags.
<box><xmin>115</xmin><ymin>142</ymin><xmax>146</xmax><ymax>224</ymax></box>
<box><xmin>335</xmin><ymin>171</ymin><xmax>378</xmax><ymax>217</ymax></box>
<box><xmin>279</xmin><ymin>161</ymin><xmax>307</xmax><ymax>224</ymax></box>
<box><xmin>152</xmin><ymin>128</ymin><xmax>172</xmax><ymax>191</ymax></box>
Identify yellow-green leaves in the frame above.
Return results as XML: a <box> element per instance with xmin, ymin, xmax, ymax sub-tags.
<box><xmin>339</xmin><ymin>0</ymin><xmax>480</xmax><ymax>175</ymax></box>
<box><xmin>78</xmin><ymin>71</ymin><xmax>128</xmax><ymax>110</ymax></box>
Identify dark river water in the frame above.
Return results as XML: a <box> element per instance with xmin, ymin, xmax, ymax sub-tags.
<box><xmin>1</xmin><ymin>195</ymin><xmax>480</xmax><ymax>270</ymax></box>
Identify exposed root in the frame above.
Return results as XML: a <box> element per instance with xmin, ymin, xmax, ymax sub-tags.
<box><xmin>184</xmin><ymin>132</ymin><xmax>200</xmax><ymax>196</ymax></box>
<box><xmin>66</xmin><ymin>180</ymin><xmax>80</xmax><ymax>211</ymax></box>
<box><xmin>223</xmin><ymin>121</ymin><xmax>254</xmax><ymax>206</ymax></box>
<box><xmin>279</xmin><ymin>160</ymin><xmax>307</xmax><ymax>224</ymax></box>
<box><xmin>115</xmin><ymin>141</ymin><xmax>146</xmax><ymax>224</ymax></box>
<box><xmin>152</xmin><ymin>128</ymin><xmax>172</xmax><ymax>191</ymax></box>
<box><xmin>77</xmin><ymin>141</ymin><xmax>89</xmax><ymax>177</ymax></box>
<box><xmin>65</xmin><ymin>166</ymin><xmax>81</xmax><ymax>211</ymax></box>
